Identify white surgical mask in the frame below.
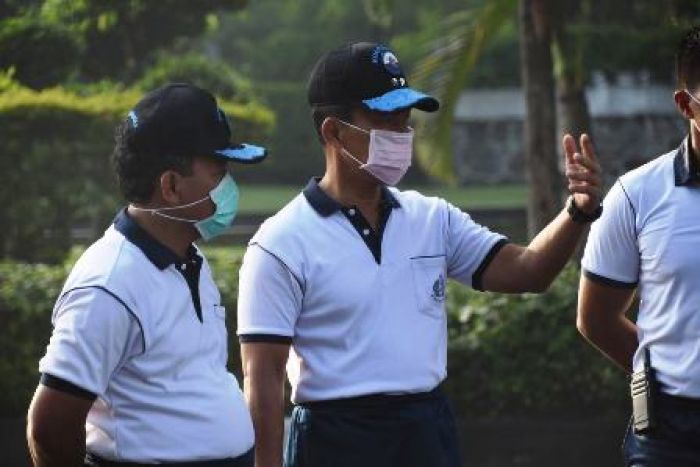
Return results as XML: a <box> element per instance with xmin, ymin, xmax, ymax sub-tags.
<box><xmin>338</xmin><ymin>120</ymin><xmax>414</xmax><ymax>186</ymax></box>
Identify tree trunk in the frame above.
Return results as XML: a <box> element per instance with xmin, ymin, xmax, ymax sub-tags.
<box><xmin>519</xmin><ymin>0</ymin><xmax>561</xmax><ymax>238</ymax></box>
<box><xmin>551</xmin><ymin>19</ymin><xmax>593</xmax><ymax>261</ymax></box>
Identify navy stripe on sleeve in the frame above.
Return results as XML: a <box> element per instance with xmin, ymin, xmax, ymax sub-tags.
<box><xmin>583</xmin><ymin>269</ymin><xmax>638</xmax><ymax>289</ymax></box>
<box><xmin>472</xmin><ymin>238</ymin><xmax>510</xmax><ymax>291</ymax></box>
<box><xmin>239</xmin><ymin>334</ymin><xmax>293</xmax><ymax>344</ymax></box>
<box><xmin>40</xmin><ymin>373</ymin><xmax>97</xmax><ymax>401</ymax></box>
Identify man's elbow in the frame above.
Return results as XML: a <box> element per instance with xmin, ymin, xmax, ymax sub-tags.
<box><xmin>26</xmin><ymin>415</ymin><xmax>54</xmax><ymax>457</ymax></box>
<box><xmin>576</xmin><ymin>310</ymin><xmax>597</xmax><ymax>340</ymax></box>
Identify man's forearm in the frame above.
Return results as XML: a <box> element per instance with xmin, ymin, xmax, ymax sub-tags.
<box><xmin>522</xmin><ymin>207</ymin><xmax>588</xmax><ymax>291</ymax></box>
<box><xmin>578</xmin><ymin>313</ymin><xmax>638</xmax><ymax>373</ymax></box>
<box><xmin>27</xmin><ymin>420</ymin><xmax>86</xmax><ymax>467</ymax></box>
<box><xmin>245</xmin><ymin>374</ymin><xmax>286</xmax><ymax>467</ymax></box>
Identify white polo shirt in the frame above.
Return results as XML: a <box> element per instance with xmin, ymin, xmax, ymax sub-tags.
<box><xmin>237</xmin><ymin>178</ymin><xmax>506</xmax><ymax>403</ymax></box>
<box><xmin>39</xmin><ymin>209</ymin><xmax>254</xmax><ymax>463</ymax></box>
<box><xmin>582</xmin><ymin>137</ymin><xmax>700</xmax><ymax>398</ymax></box>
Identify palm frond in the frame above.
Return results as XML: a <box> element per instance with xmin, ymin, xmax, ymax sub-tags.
<box><xmin>410</xmin><ymin>0</ymin><xmax>517</xmax><ymax>183</ymax></box>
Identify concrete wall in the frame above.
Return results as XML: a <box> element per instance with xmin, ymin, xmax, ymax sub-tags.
<box><xmin>452</xmin><ymin>79</ymin><xmax>687</xmax><ymax>185</ymax></box>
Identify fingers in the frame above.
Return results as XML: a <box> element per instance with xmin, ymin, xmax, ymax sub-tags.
<box><xmin>562</xmin><ymin>133</ymin><xmax>577</xmax><ymax>165</ymax></box>
<box><xmin>563</xmin><ymin>132</ymin><xmax>603</xmax><ymax>208</ymax></box>
<box><xmin>563</xmin><ymin>133</ymin><xmax>601</xmax><ymax>175</ymax></box>
<box><xmin>580</xmin><ymin>134</ymin><xmax>598</xmax><ymax>162</ymax></box>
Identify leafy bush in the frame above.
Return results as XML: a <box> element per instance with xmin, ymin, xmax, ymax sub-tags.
<box><xmin>443</xmin><ymin>264</ymin><xmax>628</xmax><ymax>417</ymax></box>
<box><xmin>0</xmin><ymin>84</ymin><xmax>273</xmax><ymax>262</ymax></box>
<box><xmin>0</xmin><ymin>258</ymin><xmax>628</xmax><ymax>419</ymax></box>
<box><xmin>136</xmin><ymin>53</ymin><xmax>255</xmax><ymax>102</ymax></box>
<box><xmin>0</xmin><ymin>16</ymin><xmax>82</xmax><ymax>89</ymax></box>
<box><xmin>0</xmin><ymin>261</ymin><xmax>69</xmax><ymax>416</ymax></box>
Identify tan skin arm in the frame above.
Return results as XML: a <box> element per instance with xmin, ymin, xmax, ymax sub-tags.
<box><xmin>27</xmin><ymin>384</ymin><xmax>94</xmax><ymax>467</ymax></box>
<box><xmin>481</xmin><ymin>134</ymin><xmax>602</xmax><ymax>293</ymax></box>
<box><xmin>241</xmin><ymin>342</ymin><xmax>290</xmax><ymax>467</ymax></box>
<box><xmin>577</xmin><ymin>275</ymin><xmax>638</xmax><ymax>373</ymax></box>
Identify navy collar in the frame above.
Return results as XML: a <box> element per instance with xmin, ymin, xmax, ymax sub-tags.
<box><xmin>113</xmin><ymin>208</ymin><xmax>198</xmax><ymax>270</ymax></box>
<box><xmin>674</xmin><ymin>136</ymin><xmax>700</xmax><ymax>186</ymax></box>
<box><xmin>302</xmin><ymin>177</ymin><xmax>401</xmax><ymax>217</ymax></box>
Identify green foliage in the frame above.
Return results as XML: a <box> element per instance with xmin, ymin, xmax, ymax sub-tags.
<box><xmin>0</xmin><ymin>257</ymin><xmax>628</xmax><ymax>419</ymax></box>
<box><xmin>0</xmin><ymin>261</ymin><xmax>69</xmax><ymax>416</ymax></box>
<box><xmin>444</xmin><ymin>264</ymin><xmax>628</xmax><ymax>417</ymax></box>
<box><xmin>37</xmin><ymin>0</ymin><xmax>248</xmax><ymax>82</ymax></box>
<box><xmin>0</xmin><ymin>16</ymin><xmax>82</xmax><ymax>89</ymax></box>
<box><xmin>0</xmin><ymin>83</ymin><xmax>273</xmax><ymax>262</ymax></box>
<box><xmin>136</xmin><ymin>53</ymin><xmax>254</xmax><ymax>103</ymax></box>
<box><xmin>410</xmin><ymin>0</ymin><xmax>518</xmax><ymax>183</ymax></box>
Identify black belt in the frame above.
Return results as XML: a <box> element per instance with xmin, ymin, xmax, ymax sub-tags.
<box><xmin>85</xmin><ymin>448</ymin><xmax>254</xmax><ymax>467</ymax></box>
<box><xmin>299</xmin><ymin>385</ymin><xmax>443</xmax><ymax>409</ymax></box>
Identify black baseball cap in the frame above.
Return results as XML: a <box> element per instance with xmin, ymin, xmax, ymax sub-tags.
<box><xmin>125</xmin><ymin>83</ymin><xmax>267</xmax><ymax>164</ymax></box>
<box><xmin>307</xmin><ymin>42</ymin><xmax>439</xmax><ymax>113</ymax></box>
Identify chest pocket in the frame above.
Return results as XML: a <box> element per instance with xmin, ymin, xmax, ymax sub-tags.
<box><xmin>199</xmin><ymin>304</ymin><xmax>228</xmax><ymax>366</ymax></box>
<box><xmin>410</xmin><ymin>256</ymin><xmax>447</xmax><ymax>318</ymax></box>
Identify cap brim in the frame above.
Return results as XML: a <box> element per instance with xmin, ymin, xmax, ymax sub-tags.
<box><xmin>214</xmin><ymin>144</ymin><xmax>267</xmax><ymax>164</ymax></box>
<box><xmin>362</xmin><ymin>88</ymin><xmax>440</xmax><ymax>113</ymax></box>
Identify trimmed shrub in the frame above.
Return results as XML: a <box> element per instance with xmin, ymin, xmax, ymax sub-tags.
<box><xmin>0</xmin><ymin>17</ymin><xmax>82</xmax><ymax>89</ymax></box>
<box><xmin>0</xmin><ymin>258</ymin><xmax>627</xmax><ymax>418</ymax></box>
<box><xmin>444</xmin><ymin>264</ymin><xmax>628</xmax><ymax>417</ymax></box>
<box><xmin>136</xmin><ymin>53</ymin><xmax>255</xmax><ymax>103</ymax></box>
<box><xmin>0</xmin><ymin>84</ymin><xmax>274</xmax><ymax>262</ymax></box>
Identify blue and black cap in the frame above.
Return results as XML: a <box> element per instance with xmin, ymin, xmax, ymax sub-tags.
<box><xmin>307</xmin><ymin>42</ymin><xmax>439</xmax><ymax>113</ymax></box>
<box><xmin>125</xmin><ymin>83</ymin><xmax>266</xmax><ymax>164</ymax></box>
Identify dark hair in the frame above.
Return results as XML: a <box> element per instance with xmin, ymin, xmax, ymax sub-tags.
<box><xmin>111</xmin><ymin>121</ymin><xmax>194</xmax><ymax>203</ymax></box>
<box><xmin>311</xmin><ymin>104</ymin><xmax>355</xmax><ymax>144</ymax></box>
<box><xmin>676</xmin><ymin>25</ymin><xmax>700</xmax><ymax>92</ymax></box>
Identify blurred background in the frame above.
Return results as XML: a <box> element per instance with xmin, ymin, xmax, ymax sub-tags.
<box><xmin>2</xmin><ymin>1</ymin><xmax>700</xmax><ymax>465</ymax></box>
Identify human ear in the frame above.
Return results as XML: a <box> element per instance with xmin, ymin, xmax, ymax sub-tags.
<box><xmin>674</xmin><ymin>90</ymin><xmax>695</xmax><ymax>120</ymax></box>
<box><xmin>158</xmin><ymin>170</ymin><xmax>184</xmax><ymax>205</ymax></box>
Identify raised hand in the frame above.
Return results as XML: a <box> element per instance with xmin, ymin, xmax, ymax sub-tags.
<box><xmin>562</xmin><ymin>133</ymin><xmax>602</xmax><ymax>213</ymax></box>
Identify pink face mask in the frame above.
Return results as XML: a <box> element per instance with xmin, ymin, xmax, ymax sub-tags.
<box><xmin>338</xmin><ymin>120</ymin><xmax>414</xmax><ymax>186</ymax></box>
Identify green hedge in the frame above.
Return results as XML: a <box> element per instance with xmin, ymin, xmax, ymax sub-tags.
<box><xmin>443</xmin><ymin>265</ymin><xmax>628</xmax><ymax>417</ymax></box>
<box><xmin>0</xmin><ymin>84</ymin><xmax>274</xmax><ymax>262</ymax></box>
<box><xmin>0</xmin><ymin>257</ymin><xmax>627</xmax><ymax>418</ymax></box>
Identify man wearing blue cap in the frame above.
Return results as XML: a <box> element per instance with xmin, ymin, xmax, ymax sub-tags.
<box><xmin>27</xmin><ymin>83</ymin><xmax>266</xmax><ymax>467</ymax></box>
<box><xmin>237</xmin><ymin>42</ymin><xmax>602</xmax><ymax>467</ymax></box>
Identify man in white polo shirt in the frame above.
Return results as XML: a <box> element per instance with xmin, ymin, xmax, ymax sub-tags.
<box><xmin>26</xmin><ymin>83</ymin><xmax>267</xmax><ymax>466</ymax></box>
<box><xmin>238</xmin><ymin>42</ymin><xmax>603</xmax><ymax>467</ymax></box>
<box><xmin>578</xmin><ymin>26</ymin><xmax>700</xmax><ymax>465</ymax></box>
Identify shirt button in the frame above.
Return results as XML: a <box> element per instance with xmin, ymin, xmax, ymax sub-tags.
<box><xmin>362</xmin><ymin>228</ymin><xmax>370</xmax><ymax>236</ymax></box>
<box><xmin>348</xmin><ymin>209</ymin><xmax>356</xmax><ymax>216</ymax></box>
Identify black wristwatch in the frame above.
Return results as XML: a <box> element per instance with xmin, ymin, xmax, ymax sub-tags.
<box><xmin>567</xmin><ymin>196</ymin><xmax>603</xmax><ymax>223</ymax></box>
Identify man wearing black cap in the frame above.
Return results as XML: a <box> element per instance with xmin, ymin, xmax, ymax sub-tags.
<box><xmin>27</xmin><ymin>83</ymin><xmax>266</xmax><ymax>467</ymax></box>
<box><xmin>237</xmin><ymin>43</ymin><xmax>601</xmax><ymax>467</ymax></box>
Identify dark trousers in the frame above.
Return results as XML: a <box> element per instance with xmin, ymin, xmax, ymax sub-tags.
<box><xmin>284</xmin><ymin>388</ymin><xmax>461</xmax><ymax>467</ymax></box>
<box><xmin>623</xmin><ymin>393</ymin><xmax>700</xmax><ymax>466</ymax></box>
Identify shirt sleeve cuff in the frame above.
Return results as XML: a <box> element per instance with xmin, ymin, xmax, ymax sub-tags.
<box><xmin>239</xmin><ymin>334</ymin><xmax>293</xmax><ymax>344</ymax></box>
<box><xmin>472</xmin><ymin>238</ymin><xmax>510</xmax><ymax>291</ymax></box>
<box><xmin>40</xmin><ymin>373</ymin><xmax>97</xmax><ymax>401</ymax></box>
<box><xmin>583</xmin><ymin>269</ymin><xmax>638</xmax><ymax>289</ymax></box>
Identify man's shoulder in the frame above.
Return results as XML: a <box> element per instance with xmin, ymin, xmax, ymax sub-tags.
<box><xmin>390</xmin><ymin>187</ymin><xmax>447</xmax><ymax>211</ymax></box>
<box><xmin>618</xmin><ymin>148</ymin><xmax>676</xmax><ymax>191</ymax></box>
<box><xmin>251</xmin><ymin>192</ymin><xmax>310</xmax><ymax>243</ymax></box>
<box><xmin>64</xmin><ymin>225</ymin><xmax>158</xmax><ymax>294</ymax></box>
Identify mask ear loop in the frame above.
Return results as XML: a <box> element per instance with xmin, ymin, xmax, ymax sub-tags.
<box><xmin>130</xmin><ymin>195</ymin><xmax>211</xmax><ymax>223</ymax></box>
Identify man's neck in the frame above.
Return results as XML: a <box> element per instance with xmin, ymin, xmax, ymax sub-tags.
<box><xmin>126</xmin><ymin>206</ymin><xmax>196</xmax><ymax>259</ymax></box>
<box><xmin>319</xmin><ymin>170</ymin><xmax>382</xmax><ymax>211</ymax></box>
